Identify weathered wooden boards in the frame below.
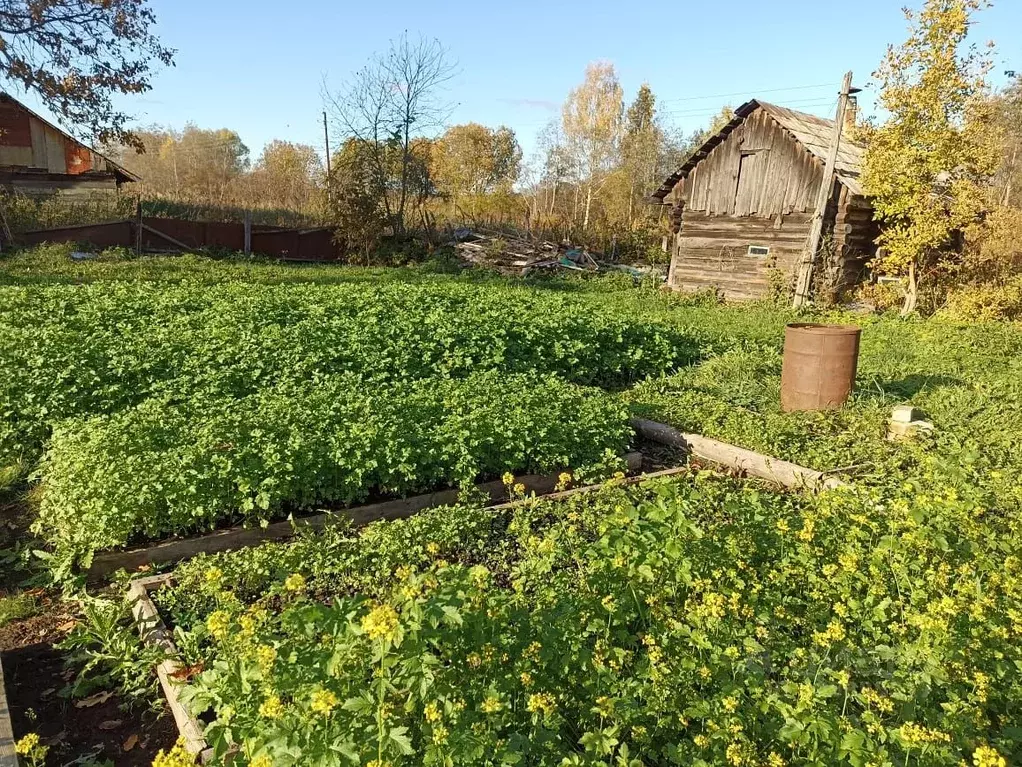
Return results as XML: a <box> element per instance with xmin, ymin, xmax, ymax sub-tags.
<box><xmin>89</xmin><ymin>454</ymin><xmax>644</xmax><ymax>581</ymax></box>
<box><xmin>630</xmin><ymin>418</ymin><xmax>844</xmax><ymax>492</ymax></box>
<box><xmin>0</xmin><ymin>656</ymin><xmax>17</xmax><ymax>767</ymax></box>
<box><xmin>128</xmin><ymin>575</ymin><xmax>211</xmax><ymax>763</ymax></box>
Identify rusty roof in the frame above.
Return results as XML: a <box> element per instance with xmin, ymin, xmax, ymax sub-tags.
<box><xmin>0</xmin><ymin>92</ymin><xmax>140</xmax><ymax>183</ymax></box>
<box><xmin>652</xmin><ymin>99</ymin><xmax>865</xmax><ymax>201</ymax></box>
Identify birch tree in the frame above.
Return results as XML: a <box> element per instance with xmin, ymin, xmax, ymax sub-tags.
<box><xmin>561</xmin><ymin>62</ymin><xmax>623</xmax><ymax>231</ymax></box>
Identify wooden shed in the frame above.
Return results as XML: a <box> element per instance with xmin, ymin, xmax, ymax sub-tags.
<box><xmin>0</xmin><ymin>93</ymin><xmax>137</xmax><ymax>198</ymax></box>
<box><xmin>652</xmin><ymin>99</ymin><xmax>877</xmax><ymax>300</ymax></box>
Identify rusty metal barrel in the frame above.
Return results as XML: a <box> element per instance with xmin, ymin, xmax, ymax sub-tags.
<box><xmin>780</xmin><ymin>323</ymin><xmax>861</xmax><ymax>412</ymax></box>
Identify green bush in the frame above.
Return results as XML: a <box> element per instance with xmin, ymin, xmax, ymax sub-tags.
<box><xmin>941</xmin><ymin>278</ymin><xmax>1022</xmax><ymax>322</ymax></box>
<box><xmin>35</xmin><ymin>371</ymin><xmax>630</xmax><ymax>571</ymax></box>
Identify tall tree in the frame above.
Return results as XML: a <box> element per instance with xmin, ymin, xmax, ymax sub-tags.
<box><xmin>432</xmin><ymin>123</ymin><xmax>521</xmax><ymax>215</ymax></box>
<box><xmin>990</xmin><ymin>74</ymin><xmax>1022</xmax><ymax>208</ymax></box>
<box><xmin>621</xmin><ymin>84</ymin><xmax>660</xmax><ymax>225</ymax></box>
<box><xmin>251</xmin><ymin>140</ymin><xmax>325</xmax><ymax>214</ymax></box>
<box><xmin>861</xmin><ymin>0</ymin><xmax>999</xmax><ymax>314</ymax></box>
<box><xmin>0</xmin><ymin>0</ymin><xmax>174</xmax><ymax>146</ymax></box>
<box><xmin>561</xmin><ymin>62</ymin><xmax>624</xmax><ymax>230</ymax></box>
<box><xmin>325</xmin><ymin>33</ymin><xmax>455</xmax><ymax>236</ymax></box>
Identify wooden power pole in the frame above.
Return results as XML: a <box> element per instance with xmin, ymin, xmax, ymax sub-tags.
<box><xmin>322</xmin><ymin>111</ymin><xmax>332</xmax><ymax>202</ymax></box>
<box><xmin>793</xmin><ymin>71</ymin><xmax>855</xmax><ymax>308</ymax></box>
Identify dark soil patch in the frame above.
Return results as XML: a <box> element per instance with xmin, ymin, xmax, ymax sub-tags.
<box><xmin>1</xmin><ymin>600</ymin><xmax>178</xmax><ymax>766</ymax></box>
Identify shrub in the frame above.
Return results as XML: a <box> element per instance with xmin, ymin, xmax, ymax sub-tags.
<box><xmin>941</xmin><ymin>277</ymin><xmax>1022</xmax><ymax>322</ymax></box>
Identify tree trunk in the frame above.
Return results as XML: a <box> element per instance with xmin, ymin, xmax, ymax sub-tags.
<box><xmin>583</xmin><ymin>184</ymin><xmax>593</xmax><ymax>231</ymax></box>
<box><xmin>900</xmin><ymin>259</ymin><xmax>918</xmax><ymax>316</ymax></box>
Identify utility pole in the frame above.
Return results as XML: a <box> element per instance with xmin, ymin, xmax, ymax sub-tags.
<box><xmin>793</xmin><ymin>71</ymin><xmax>857</xmax><ymax>308</ymax></box>
<box><xmin>322</xmin><ymin>111</ymin><xmax>332</xmax><ymax>203</ymax></box>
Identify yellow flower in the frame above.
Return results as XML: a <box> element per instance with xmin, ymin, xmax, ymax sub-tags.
<box><xmin>481</xmin><ymin>695</ymin><xmax>503</xmax><ymax>713</ymax></box>
<box><xmin>250</xmin><ymin>755</ymin><xmax>273</xmax><ymax>767</ymax></box>
<box><xmin>283</xmin><ymin>573</ymin><xmax>306</xmax><ymax>593</ymax></box>
<box><xmin>366</xmin><ymin>761</ymin><xmax>392</xmax><ymax>767</ymax></box>
<box><xmin>362</xmin><ymin>603</ymin><xmax>400</xmax><ymax>641</ymax></box>
<box><xmin>973</xmin><ymin>745</ymin><xmax>1006</xmax><ymax>767</ymax></box>
<box><xmin>206</xmin><ymin>610</ymin><xmax>231</xmax><ymax>641</ymax></box>
<box><xmin>693</xmin><ymin>734</ymin><xmax>709</xmax><ymax>748</ymax></box>
<box><xmin>151</xmin><ymin>739</ymin><xmax>193</xmax><ymax>767</ymax></box>
<box><xmin>555</xmin><ymin>471</ymin><xmax>572</xmax><ymax>491</ymax></box>
<box><xmin>426</xmin><ymin>542</ymin><xmax>441</xmax><ymax>556</ymax></box>
<box><xmin>513</xmin><ymin>482</ymin><xmax>526</xmax><ymax>495</ymax></box>
<box><xmin>424</xmin><ymin>701</ymin><xmax>443</xmax><ymax>723</ymax></box>
<box><xmin>722</xmin><ymin>695</ymin><xmax>738</xmax><ymax>713</ymax></box>
<box><xmin>520</xmin><ymin>671</ymin><xmax>534</xmax><ymax>688</ymax></box>
<box><xmin>776</xmin><ymin>519</ymin><xmax>790</xmax><ymax>533</ymax></box>
<box><xmin>254</xmin><ymin>644</ymin><xmax>277</xmax><ymax>672</ymax></box>
<box><xmin>767</xmin><ymin>752</ymin><xmax>786</xmax><ymax>767</ymax></box>
<box><xmin>309</xmin><ymin>687</ymin><xmax>339</xmax><ymax>716</ymax></box>
<box><xmin>501</xmin><ymin>471</ymin><xmax>515</xmax><ymax>487</ymax></box>
<box><xmin>899</xmin><ymin>722</ymin><xmax>950</xmax><ymax>745</ymax></box>
<box><xmin>526</xmin><ymin>692</ymin><xmax>557</xmax><ymax>716</ymax></box>
<box><xmin>259</xmin><ymin>695</ymin><xmax>284</xmax><ymax>720</ymax></box>
<box><xmin>15</xmin><ymin>733</ymin><xmax>47</xmax><ymax>762</ymax></box>
<box><xmin>726</xmin><ymin>742</ymin><xmax>751</xmax><ymax>766</ymax></box>
<box><xmin>203</xmin><ymin>567</ymin><xmax>223</xmax><ymax>585</ymax></box>
<box><xmin>469</xmin><ymin>564</ymin><xmax>490</xmax><ymax>588</ymax></box>
<box><xmin>432</xmin><ymin>725</ymin><xmax>450</xmax><ymax>744</ymax></box>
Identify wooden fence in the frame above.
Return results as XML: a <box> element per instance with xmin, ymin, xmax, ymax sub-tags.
<box><xmin>16</xmin><ymin>216</ymin><xmax>344</xmax><ymax>261</ymax></box>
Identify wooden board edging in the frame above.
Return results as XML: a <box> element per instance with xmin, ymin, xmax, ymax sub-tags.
<box><xmin>630</xmin><ymin>418</ymin><xmax>844</xmax><ymax>492</ymax></box>
<box><xmin>90</xmin><ymin>454</ymin><xmax>643</xmax><ymax>581</ymax></box>
<box><xmin>128</xmin><ymin>575</ymin><xmax>211</xmax><ymax>763</ymax></box>
<box><xmin>0</xmin><ymin>655</ymin><xmax>17</xmax><ymax>767</ymax></box>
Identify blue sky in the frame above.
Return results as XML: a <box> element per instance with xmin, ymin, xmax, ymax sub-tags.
<box><xmin>16</xmin><ymin>0</ymin><xmax>1022</xmax><ymax>163</ymax></box>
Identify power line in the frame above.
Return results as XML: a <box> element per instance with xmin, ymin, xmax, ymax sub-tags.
<box><xmin>661</xmin><ymin>97</ymin><xmax>836</xmax><ymax>118</ymax></box>
<box><xmin>659</xmin><ymin>82</ymin><xmax>838</xmax><ymax>104</ymax></box>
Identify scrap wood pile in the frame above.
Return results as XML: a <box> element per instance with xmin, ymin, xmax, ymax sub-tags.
<box><xmin>450</xmin><ymin>229</ymin><xmax>597</xmax><ymax>275</ymax></box>
<box><xmin>449</xmin><ymin>229</ymin><xmax>660</xmax><ymax>282</ymax></box>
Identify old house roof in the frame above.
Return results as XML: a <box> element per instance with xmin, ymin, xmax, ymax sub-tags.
<box><xmin>0</xmin><ymin>92</ymin><xmax>139</xmax><ymax>183</ymax></box>
<box><xmin>652</xmin><ymin>99</ymin><xmax>865</xmax><ymax>201</ymax></box>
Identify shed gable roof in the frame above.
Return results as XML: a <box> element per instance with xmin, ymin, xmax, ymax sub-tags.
<box><xmin>0</xmin><ymin>92</ymin><xmax>139</xmax><ymax>183</ymax></box>
<box><xmin>652</xmin><ymin>99</ymin><xmax>865</xmax><ymax>201</ymax></box>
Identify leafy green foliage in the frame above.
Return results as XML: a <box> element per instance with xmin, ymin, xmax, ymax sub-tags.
<box><xmin>57</xmin><ymin>596</ymin><xmax>170</xmax><ymax>707</ymax></box>
<box><xmin>0</xmin><ymin>278</ymin><xmax>688</xmax><ymax>471</ymax></box>
<box><xmin>36</xmin><ymin>371</ymin><xmax>629</xmax><ymax>571</ymax></box>
<box><xmin>159</xmin><ymin>467</ymin><xmax>1020</xmax><ymax>766</ymax></box>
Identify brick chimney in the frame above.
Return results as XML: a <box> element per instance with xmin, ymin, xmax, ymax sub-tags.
<box><xmin>843</xmin><ymin>96</ymin><xmax>858</xmax><ymax>133</ymax></box>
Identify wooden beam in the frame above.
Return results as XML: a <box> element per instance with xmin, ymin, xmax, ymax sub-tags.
<box><xmin>0</xmin><ymin>656</ymin><xmax>17</xmax><ymax>767</ymax></box>
<box><xmin>88</xmin><ymin>454</ymin><xmax>644</xmax><ymax>581</ymax></box>
<box><xmin>630</xmin><ymin>418</ymin><xmax>844</xmax><ymax>492</ymax></box>
<box><xmin>141</xmin><ymin>223</ymin><xmax>195</xmax><ymax>253</ymax></box>
<box><xmin>129</xmin><ymin>576</ymin><xmax>211</xmax><ymax>763</ymax></box>
<box><xmin>793</xmin><ymin>71</ymin><xmax>853</xmax><ymax>307</ymax></box>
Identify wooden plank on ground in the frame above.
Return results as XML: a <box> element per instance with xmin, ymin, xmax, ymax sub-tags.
<box><xmin>128</xmin><ymin>576</ymin><xmax>210</xmax><ymax>763</ymax></box>
<box><xmin>89</xmin><ymin>454</ymin><xmax>643</xmax><ymax>581</ymax></box>
<box><xmin>0</xmin><ymin>655</ymin><xmax>16</xmax><ymax>767</ymax></box>
<box><xmin>630</xmin><ymin>418</ymin><xmax>844</xmax><ymax>492</ymax></box>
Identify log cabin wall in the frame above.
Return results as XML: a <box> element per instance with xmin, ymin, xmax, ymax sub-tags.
<box><xmin>664</xmin><ymin>105</ymin><xmax>877</xmax><ymax>300</ymax></box>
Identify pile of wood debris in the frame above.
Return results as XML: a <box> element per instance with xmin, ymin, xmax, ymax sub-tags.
<box><xmin>450</xmin><ymin>229</ymin><xmax>600</xmax><ymax>276</ymax></box>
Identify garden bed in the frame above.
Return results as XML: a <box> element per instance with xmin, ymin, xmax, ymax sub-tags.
<box><xmin>88</xmin><ymin>453</ymin><xmax>644</xmax><ymax>580</ymax></box>
<box><xmin>0</xmin><ymin>599</ymin><xmax>177</xmax><ymax>767</ymax></box>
